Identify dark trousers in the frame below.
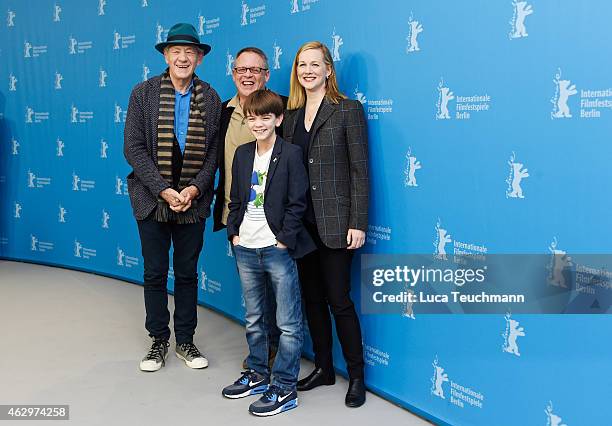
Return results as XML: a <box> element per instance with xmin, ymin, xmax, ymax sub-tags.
<box><xmin>297</xmin><ymin>224</ymin><xmax>365</xmax><ymax>379</ymax></box>
<box><xmin>137</xmin><ymin>215</ymin><xmax>205</xmax><ymax>345</ymax></box>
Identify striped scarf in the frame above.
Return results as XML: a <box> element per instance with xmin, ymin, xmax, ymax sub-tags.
<box><xmin>155</xmin><ymin>70</ymin><xmax>207</xmax><ymax>224</ymax></box>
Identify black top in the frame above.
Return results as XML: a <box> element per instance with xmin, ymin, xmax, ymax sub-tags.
<box><xmin>292</xmin><ymin>107</ymin><xmax>318</xmax><ymax>224</ymax></box>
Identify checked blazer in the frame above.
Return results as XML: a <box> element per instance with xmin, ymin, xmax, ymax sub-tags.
<box><xmin>283</xmin><ymin>97</ymin><xmax>369</xmax><ymax>249</ymax></box>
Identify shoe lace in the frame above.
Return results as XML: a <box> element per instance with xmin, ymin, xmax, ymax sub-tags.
<box><xmin>262</xmin><ymin>385</ymin><xmax>281</xmax><ymax>402</ymax></box>
<box><xmin>236</xmin><ymin>370</ymin><xmax>255</xmax><ymax>385</ymax></box>
<box><xmin>179</xmin><ymin>342</ymin><xmax>203</xmax><ymax>359</ymax></box>
<box><xmin>145</xmin><ymin>340</ymin><xmax>167</xmax><ymax>360</ymax></box>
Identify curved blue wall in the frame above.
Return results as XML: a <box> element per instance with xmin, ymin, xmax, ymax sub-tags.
<box><xmin>1</xmin><ymin>1</ymin><xmax>611</xmax><ymax>425</ymax></box>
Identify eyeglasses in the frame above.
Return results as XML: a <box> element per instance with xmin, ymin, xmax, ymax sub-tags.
<box><xmin>233</xmin><ymin>66</ymin><xmax>268</xmax><ymax>75</ymax></box>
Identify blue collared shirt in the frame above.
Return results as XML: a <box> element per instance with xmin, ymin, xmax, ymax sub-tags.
<box><xmin>174</xmin><ymin>79</ymin><xmax>193</xmax><ymax>154</ymax></box>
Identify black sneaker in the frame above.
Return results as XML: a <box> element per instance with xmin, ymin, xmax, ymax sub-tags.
<box><xmin>248</xmin><ymin>385</ymin><xmax>298</xmax><ymax>416</ymax></box>
<box><xmin>175</xmin><ymin>342</ymin><xmax>208</xmax><ymax>369</ymax></box>
<box><xmin>222</xmin><ymin>370</ymin><xmax>270</xmax><ymax>399</ymax></box>
<box><xmin>139</xmin><ymin>338</ymin><xmax>169</xmax><ymax>372</ymax></box>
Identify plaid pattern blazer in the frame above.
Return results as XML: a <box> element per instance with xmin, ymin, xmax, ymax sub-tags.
<box><xmin>123</xmin><ymin>74</ymin><xmax>221</xmax><ymax>220</ymax></box>
<box><xmin>283</xmin><ymin>98</ymin><xmax>369</xmax><ymax>249</ymax></box>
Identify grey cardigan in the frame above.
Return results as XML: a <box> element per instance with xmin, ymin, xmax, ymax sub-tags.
<box><xmin>283</xmin><ymin>98</ymin><xmax>369</xmax><ymax>249</ymax></box>
<box><xmin>123</xmin><ymin>74</ymin><xmax>222</xmax><ymax>221</ymax></box>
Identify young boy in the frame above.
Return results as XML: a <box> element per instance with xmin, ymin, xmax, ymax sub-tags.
<box><xmin>222</xmin><ymin>89</ymin><xmax>315</xmax><ymax>416</ymax></box>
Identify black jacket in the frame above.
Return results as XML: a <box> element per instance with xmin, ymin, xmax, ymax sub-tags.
<box><xmin>213</xmin><ymin>95</ymin><xmax>287</xmax><ymax>231</ymax></box>
<box><xmin>227</xmin><ymin>136</ymin><xmax>315</xmax><ymax>259</ymax></box>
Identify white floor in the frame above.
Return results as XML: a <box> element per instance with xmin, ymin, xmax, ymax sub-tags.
<box><xmin>0</xmin><ymin>260</ymin><xmax>434</xmax><ymax>426</ymax></box>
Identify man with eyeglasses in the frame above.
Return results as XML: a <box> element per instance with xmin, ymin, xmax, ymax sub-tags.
<box><xmin>213</xmin><ymin>47</ymin><xmax>287</xmax><ymax>369</ymax></box>
<box><xmin>124</xmin><ymin>23</ymin><xmax>221</xmax><ymax>372</ymax></box>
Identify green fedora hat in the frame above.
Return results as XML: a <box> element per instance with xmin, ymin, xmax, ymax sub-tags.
<box><xmin>155</xmin><ymin>23</ymin><xmax>211</xmax><ymax>55</ymax></box>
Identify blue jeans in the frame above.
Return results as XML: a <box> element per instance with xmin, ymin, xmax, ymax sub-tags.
<box><xmin>233</xmin><ymin>244</ymin><xmax>303</xmax><ymax>392</ymax></box>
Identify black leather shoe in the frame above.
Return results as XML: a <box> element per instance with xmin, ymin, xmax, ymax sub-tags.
<box><xmin>345</xmin><ymin>378</ymin><xmax>366</xmax><ymax>407</ymax></box>
<box><xmin>297</xmin><ymin>367</ymin><xmax>335</xmax><ymax>391</ymax></box>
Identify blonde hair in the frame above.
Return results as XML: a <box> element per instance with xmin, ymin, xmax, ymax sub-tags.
<box><xmin>287</xmin><ymin>41</ymin><xmax>346</xmax><ymax>110</ymax></box>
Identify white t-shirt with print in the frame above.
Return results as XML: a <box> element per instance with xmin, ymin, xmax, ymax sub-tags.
<box><xmin>238</xmin><ymin>145</ymin><xmax>277</xmax><ymax>248</ymax></box>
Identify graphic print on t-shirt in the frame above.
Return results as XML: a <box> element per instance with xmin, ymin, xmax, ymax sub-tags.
<box><xmin>250</xmin><ymin>170</ymin><xmax>267</xmax><ymax>208</ymax></box>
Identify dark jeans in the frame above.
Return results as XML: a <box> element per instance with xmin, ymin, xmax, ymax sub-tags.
<box><xmin>297</xmin><ymin>224</ymin><xmax>365</xmax><ymax>379</ymax></box>
<box><xmin>137</xmin><ymin>215</ymin><xmax>205</xmax><ymax>345</ymax></box>
<box><xmin>234</xmin><ymin>245</ymin><xmax>303</xmax><ymax>391</ymax></box>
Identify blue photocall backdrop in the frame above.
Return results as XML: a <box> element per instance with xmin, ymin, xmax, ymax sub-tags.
<box><xmin>1</xmin><ymin>1</ymin><xmax>611</xmax><ymax>425</ymax></box>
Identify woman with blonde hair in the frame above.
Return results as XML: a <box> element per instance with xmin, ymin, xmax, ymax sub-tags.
<box><xmin>283</xmin><ymin>41</ymin><xmax>369</xmax><ymax>408</ymax></box>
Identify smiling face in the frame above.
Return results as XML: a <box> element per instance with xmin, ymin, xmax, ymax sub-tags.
<box><xmin>296</xmin><ymin>48</ymin><xmax>331</xmax><ymax>95</ymax></box>
<box><xmin>246</xmin><ymin>112</ymin><xmax>283</xmax><ymax>144</ymax></box>
<box><xmin>232</xmin><ymin>51</ymin><xmax>270</xmax><ymax>103</ymax></box>
<box><xmin>163</xmin><ymin>44</ymin><xmax>203</xmax><ymax>84</ymax></box>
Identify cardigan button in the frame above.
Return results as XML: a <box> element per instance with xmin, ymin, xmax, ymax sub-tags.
<box><xmin>309</xmin><ymin>158</ymin><xmax>314</xmax><ymax>164</ymax></box>
<box><xmin>311</xmin><ymin>185</ymin><xmax>317</xmax><ymax>191</ymax></box>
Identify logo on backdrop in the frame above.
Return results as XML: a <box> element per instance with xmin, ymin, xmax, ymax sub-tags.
<box><xmin>430</xmin><ymin>356</ymin><xmax>484</xmax><ymax>409</ymax></box>
<box><xmin>197</xmin><ymin>12</ymin><xmax>220</xmax><ymax>35</ymax></box>
<box><xmin>72</xmin><ymin>172</ymin><xmax>96</xmax><ymax>192</ymax></box>
<box><xmin>290</xmin><ymin>0</ymin><xmax>320</xmax><ymax>14</ymax></box>
<box><xmin>434</xmin><ymin>218</ymin><xmax>452</xmax><ymax>260</ymax></box>
<box><xmin>114</xmin><ymin>103</ymin><xmax>126</xmax><ymax>123</ymax></box>
<box><xmin>25</xmin><ymin>107</ymin><xmax>50</xmax><ymax>124</ymax></box>
<box><xmin>545</xmin><ymin>401</ymin><xmax>568</xmax><ymax>426</ymax></box>
<box><xmin>435</xmin><ymin>78</ymin><xmax>454</xmax><ymax>120</ymax></box>
<box><xmin>406</xmin><ymin>13</ymin><xmax>423</xmax><ymax>53</ymax></box>
<box><xmin>509</xmin><ymin>1</ymin><xmax>533</xmax><ymax>39</ymax></box>
<box><xmin>7</xmin><ymin>9</ymin><xmax>15</xmax><ymax>27</ymax></box>
<box><xmin>30</xmin><ymin>234</ymin><xmax>54</xmax><ymax>252</ymax></box>
<box><xmin>27</xmin><ymin>170</ymin><xmax>51</xmax><ymax>189</ymax></box>
<box><xmin>102</xmin><ymin>210</ymin><xmax>110</xmax><ymax>228</ymax></box>
<box><xmin>502</xmin><ymin>312</ymin><xmax>525</xmax><ymax>356</ymax></box>
<box><xmin>200</xmin><ymin>268</ymin><xmax>207</xmax><ymax>290</ymax></box>
<box><xmin>353</xmin><ymin>86</ymin><xmax>393</xmax><ymax>120</ymax></box>
<box><xmin>11</xmin><ymin>138</ymin><xmax>19</xmax><ymax>155</ymax></box>
<box><xmin>58</xmin><ymin>205</ymin><xmax>67</xmax><ymax>223</ymax></box>
<box><xmin>100</xmin><ymin>139</ymin><xmax>108</xmax><ymax>158</ymax></box>
<box><xmin>506</xmin><ymin>151</ymin><xmax>529</xmax><ymax>199</ymax></box>
<box><xmin>551</xmin><ymin>68</ymin><xmax>612</xmax><ymax>119</ymax></box>
<box><xmin>431</xmin><ymin>357</ymin><xmax>449</xmax><ymax>399</ymax></box>
<box><xmin>227</xmin><ymin>241</ymin><xmax>234</xmax><ymax>257</ymax></box>
<box><xmin>436</xmin><ymin>77</ymin><xmax>491</xmax><ymax>120</ymax></box>
<box><xmin>68</xmin><ymin>36</ymin><xmax>93</xmax><ymax>54</ymax></box>
<box><xmin>9</xmin><ymin>73</ymin><xmax>17</xmax><ymax>91</ymax></box>
<box><xmin>98</xmin><ymin>0</ymin><xmax>106</xmax><ymax>16</ymax></box>
<box><xmin>434</xmin><ymin>218</ymin><xmax>487</xmax><ymax>263</ymax></box>
<box><xmin>117</xmin><ymin>246</ymin><xmax>139</xmax><ymax>267</ymax></box>
<box><xmin>53</xmin><ymin>3</ymin><xmax>62</xmax><ymax>22</ymax></box>
<box><xmin>14</xmin><ymin>202</ymin><xmax>22</xmax><ymax>219</ymax></box>
<box><xmin>551</xmin><ymin>68</ymin><xmax>577</xmax><ymax>119</ymax></box>
<box><xmin>272</xmin><ymin>42</ymin><xmax>282</xmax><ymax>70</ymax></box>
<box><xmin>226</xmin><ymin>50</ymin><xmax>234</xmax><ymax>76</ymax></box>
<box><xmin>74</xmin><ymin>239</ymin><xmax>96</xmax><ymax>259</ymax></box>
<box><xmin>99</xmin><ymin>68</ymin><xmax>107</xmax><ymax>87</ymax></box>
<box><xmin>54</xmin><ymin>72</ymin><xmax>63</xmax><ymax>90</ymax></box>
<box><xmin>113</xmin><ymin>30</ymin><xmax>136</xmax><ymax>50</ymax></box>
<box><xmin>115</xmin><ymin>176</ymin><xmax>128</xmax><ymax>195</ymax></box>
<box><xmin>331</xmin><ymin>28</ymin><xmax>343</xmax><ymax>61</ymax></box>
<box><xmin>142</xmin><ymin>0</ymin><xmax>148</xmax><ymax>6</ymax></box>
<box><xmin>142</xmin><ymin>63</ymin><xmax>150</xmax><ymax>81</ymax></box>
<box><xmin>56</xmin><ymin>137</ymin><xmax>65</xmax><ymax>157</ymax></box>
<box><xmin>548</xmin><ymin>237</ymin><xmax>572</xmax><ymax>288</ymax></box>
<box><xmin>70</xmin><ymin>104</ymin><xmax>93</xmax><ymax>123</ymax></box>
<box><xmin>155</xmin><ymin>22</ymin><xmax>169</xmax><ymax>44</ymax></box>
<box><xmin>240</xmin><ymin>1</ymin><xmax>266</xmax><ymax>26</ymax></box>
<box><xmin>404</xmin><ymin>147</ymin><xmax>421</xmax><ymax>187</ymax></box>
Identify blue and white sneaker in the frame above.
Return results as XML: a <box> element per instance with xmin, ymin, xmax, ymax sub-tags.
<box><xmin>222</xmin><ymin>370</ymin><xmax>270</xmax><ymax>399</ymax></box>
<box><xmin>248</xmin><ymin>385</ymin><xmax>298</xmax><ymax>416</ymax></box>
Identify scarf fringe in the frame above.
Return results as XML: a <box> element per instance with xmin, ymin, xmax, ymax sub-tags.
<box><xmin>155</xmin><ymin>200</ymin><xmax>200</xmax><ymax>224</ymax></box>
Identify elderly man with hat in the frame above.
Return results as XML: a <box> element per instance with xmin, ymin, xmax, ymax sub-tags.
<box><xmin>124</xmin><ymin>23</ymin><xmax>221</xmax><ymax>372</ymax></box>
